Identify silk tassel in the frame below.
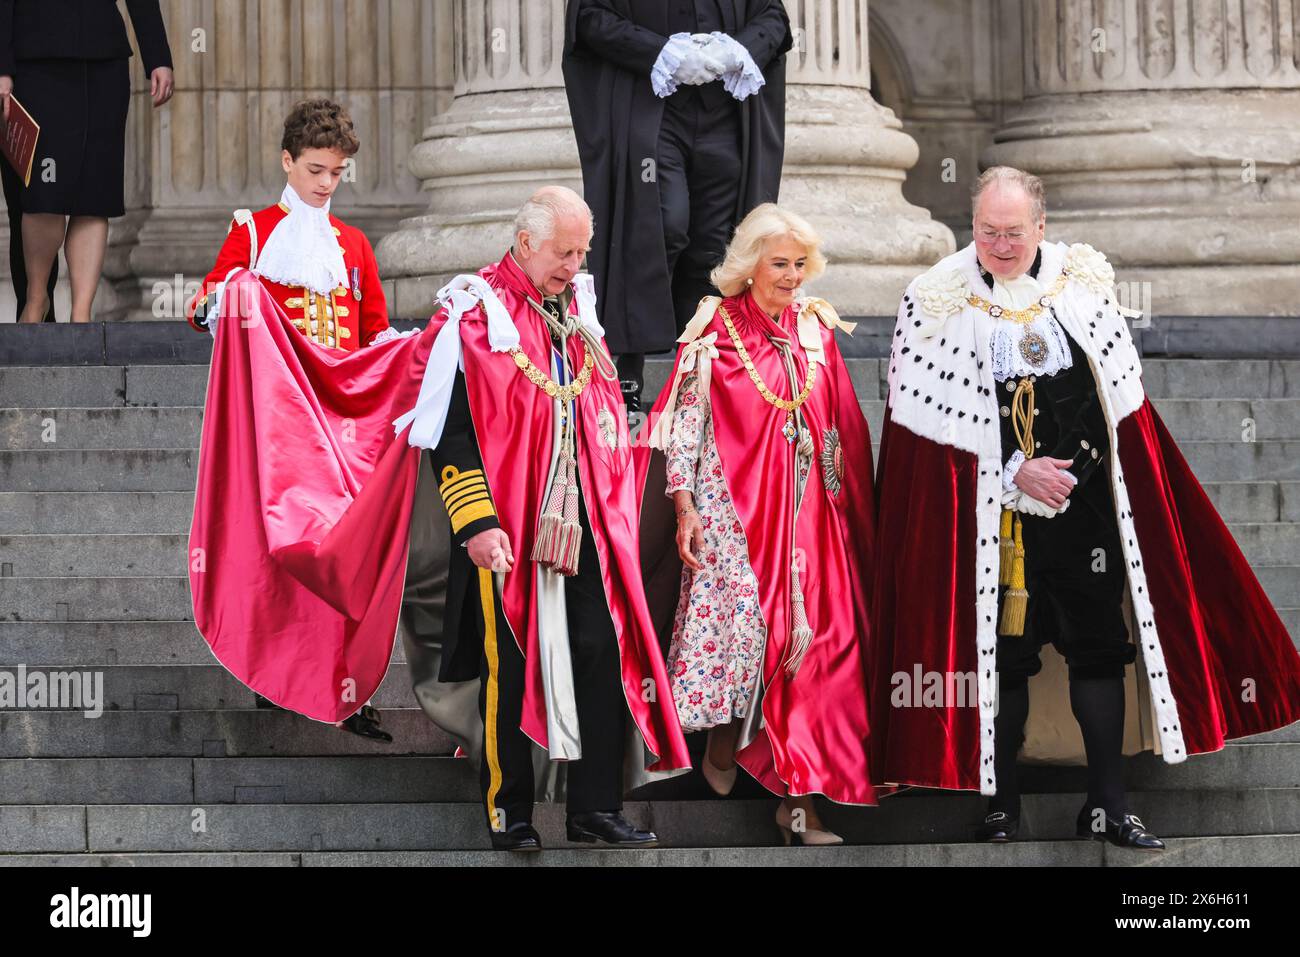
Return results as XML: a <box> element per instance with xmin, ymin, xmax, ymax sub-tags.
<box><xmin>998</xmin><ymin>507</ymin><xmax>1015</xmax><ymax>585</ymax></box>
<box><xmin>784</xmin><ymin>558</ymin><xmax>815</xmax><ymax>678</ymax></box>
<box><xmin>998</xmin><ymin>514</ymin><xmax>1028</xmax><ymax>636</ymax></box>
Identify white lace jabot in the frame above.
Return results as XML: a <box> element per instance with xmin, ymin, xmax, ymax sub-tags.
<box><xmin>254</xmin><ymin>184</ymin><xmax>349</xmax><ymax>296</ymax></box>
<box><xmin>985</xmin><ymin>267</ymin><xmax>1073</xmax><ymax>381</ymax></box>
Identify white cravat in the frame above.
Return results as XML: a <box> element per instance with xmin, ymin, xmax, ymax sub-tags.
<box><xmin>254</xmin><ymin>184</ymin><xmax>348</xmax><ymax>295</ymax></box>
<box><xmin>986</xmin><ymin>264</ymin><xmax>1073</xmax><ymax>381</ymax></box>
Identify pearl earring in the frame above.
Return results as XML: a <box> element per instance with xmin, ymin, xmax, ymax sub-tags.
<box><xmin>746</xmin><ymin>278</ymin><xmax>753</xmax><ymax>286</ymax></box>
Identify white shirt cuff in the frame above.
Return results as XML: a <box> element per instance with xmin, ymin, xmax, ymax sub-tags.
<box><xmin>651</xmin><ymin>33</ymin><xmax>693</xmax><ymax>98</ymax></box>
<box><xmin>1002</xmin><ymin>450</ymin><xmax>1026</xmax><ymax>492</ymax></box>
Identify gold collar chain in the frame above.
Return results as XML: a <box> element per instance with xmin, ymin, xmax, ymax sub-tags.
<box><xmin>510</xmin><ymin>343</ymin><xmax>595</xmax><ymax>404</ymax></box>
<box><xmin>966</xmin><ymin>269</ymin><xmax>1070</xmax><ymax>323</ymax></box>
<box><xmin>719</xmin><ymin>304</ymin><xmax>817</xmax><ymax>442</ymax></box>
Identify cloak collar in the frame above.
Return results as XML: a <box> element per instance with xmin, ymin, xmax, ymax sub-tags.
<box><xmin>727</xmin><ymin>289</ymin><xmax>796</xmax><ymax>345</ymax></box>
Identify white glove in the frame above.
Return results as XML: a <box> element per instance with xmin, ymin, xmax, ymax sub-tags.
<box><xmin>1002</xmin><ymin>488</ymin><xmax>1070</xmax><ymax>518</ymax></box>
<box><xmin>698</xmin><ymin>33</ymin><xmax>743</xmax><ymax>72</ymax></box>
<box><xmin>675</xmin><ymin>35</ymin><xmax>727</xmax><ymax>85</ymax></box>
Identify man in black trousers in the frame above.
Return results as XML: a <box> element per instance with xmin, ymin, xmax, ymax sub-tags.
<box><xmin>563</xmin><ymin>0</ymin><xmax>792</xmax><ymax>412</ymax></box>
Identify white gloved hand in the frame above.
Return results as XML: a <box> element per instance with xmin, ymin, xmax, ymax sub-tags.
<box><xmin>674</xmin><ymin>36</ymin><xmax>727</xmax><ymax>85</ymax></box>
<box><xmin>1021</xmin><ymin>491</ymin><xmax>1069</xmax><ymax>518</ymax></box>
<box><xmin>699</xmin><ymin>32</ymin><xmax>743</xmax><ymax>72</ymax></box>
<box><xmin>1001</xmin><ymin>488</ymin><xmax>1070</xmax><ymax>518</ymax></box>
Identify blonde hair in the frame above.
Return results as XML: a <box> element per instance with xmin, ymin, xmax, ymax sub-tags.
<box><xmin>710</xmin><ymin>203</ymin><xmax>827</xmax><ymax>297</ymax></box>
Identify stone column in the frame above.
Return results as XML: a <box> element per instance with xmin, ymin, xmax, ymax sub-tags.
<box><xmin>984</xmin><ymin>0</ymin><xmax>1300</xmax><ymax>315</ymax></box>
<box><xmin>379</xmin><ymin>0</ymin><xmax>954</xmax><ymax>319</ymax></box>
<box><xmin>121</xmin><ymin>0</ymin><xmax>451</xmax><ymax>321</ymax></box>
<box><xmin>377</xmin><ymin>0</ymin><xmax>578</xmax><ymax>319</ymax></box>
<box><xmin>779</xmin><ymin>0</ymin><xmax>955</xmax><ymax>313</ymax></box>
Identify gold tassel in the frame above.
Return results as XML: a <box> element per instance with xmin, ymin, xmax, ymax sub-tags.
<box><xmin>784</xmin><ymin>557</ymin><xmax>815</xmax><ymax>678</ymax></box>
<box><xmin>998</xmin><ymin>508</ymin><xmax>1015</xmax><ymax>585</ymax></box>
<box><xmin>998</xmin><ymin>514</ymin><xmax>1028</xmax><ymax>636</ymax></box>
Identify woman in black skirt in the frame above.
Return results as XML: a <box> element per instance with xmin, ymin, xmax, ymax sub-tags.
<box><xmin>0</xmin><ymin>0</ymin><xmax>173</xmax><ymax>323</ymax></box>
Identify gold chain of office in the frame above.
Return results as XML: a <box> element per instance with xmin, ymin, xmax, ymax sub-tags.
<box><xmin>718</xmin><ymin>304</ymin><xmax>818</xmax><ymax>414</ymax></box>
<box><xmin>509</xmin><ymin>343</ymin><xmax>595</xmax><ymax>403</ymax></box>
<box><xmin>965</xmin><ymin>269</ymin><xmax>1072</xmax><ymax>323</ymax></box>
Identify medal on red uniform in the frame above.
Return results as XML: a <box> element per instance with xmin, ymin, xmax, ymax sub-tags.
<box><xmin>351</xmin><ymin>266</ymin><xmax>361</xmax><ymax>301</ymax></box>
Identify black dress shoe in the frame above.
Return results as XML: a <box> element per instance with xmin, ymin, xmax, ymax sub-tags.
<box><xmin>1076</xmin><ymin>805</ymin><xmax>1166</xmax><ymax>850</ymax></box>
<box><xmin>253</xmin><ymin>693</ymin><xmax>283</xmax><ymax>710</ymax></box>
<box><xmin>566</xmin><ymin>811</ymin><xmax>658</xmax><ymax>848</ymax></box>
<box><xmin>975</xmin><ymin>810</ymin><xmax>1019</xmax><ymax>843</ymax></box>
<box><xmin>339</xmin><ymin>705</ymin><xmax>393</xmax><ymax>743</ymax></box>
<box><xmin>490</xmin><ymin>821</ymin><xmax>542</xmax><ymax>853</ymax></box>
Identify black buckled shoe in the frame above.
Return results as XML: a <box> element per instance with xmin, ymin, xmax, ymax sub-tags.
<box><xmin>975</xmin><ymin>811</ymin><xmax>1019</xmax><ymax>843</ymax></box>
<box><xmin>566</xmin><ymin>811</ymin><xmax>658</xmax><ymax>848</ymax></box>
<box><xmin>1076</xmin><ymin>805</ymin><xmax>1165</xmax><ymax>850</ymax></box>
<box><xmin>338</xmin><ymin>704</ymin><xmax>393</xmax><ymax>743</ymax></box>
<box><xmin>490</xmin><ymin>821</ymin><xmax>542</xmax><ymax>853</ymax></box>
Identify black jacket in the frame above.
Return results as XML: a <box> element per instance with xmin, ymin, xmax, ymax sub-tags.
<box><xmin>0</xmin><ymin>0</ymin><xmax>173</xmax><ymax>77</ymax></box>
<box><xmin>563</xmin><ymin>0</ymin><xmax>792</xmax><ymax>354</ymax></box>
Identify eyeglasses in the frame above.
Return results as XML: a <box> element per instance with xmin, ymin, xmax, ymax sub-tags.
<box><xmin>975</xmin><ymin>226</ymin><xmax>1032</xmax><ymax>244</ymax></box>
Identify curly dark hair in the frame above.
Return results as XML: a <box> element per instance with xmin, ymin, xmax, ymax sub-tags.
<box><xmin>281</xmin><ymin>98</ymin><xmax>361</xmax><ymax>159</ymax></box>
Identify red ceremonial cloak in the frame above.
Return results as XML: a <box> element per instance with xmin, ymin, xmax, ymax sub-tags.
<box><xmin>190</xmin><ymin>262</ymin><xmax>690</xmax><ymax>775</ymax></box>
<box><xmin>870</xmin><ymin>242</ymin><xmax>1300</xmax><ymax>793</ymax></box>
<box><xmin>636</xmin><ymin>291</ymin><xmax>879</xmax><ymax>804</ymax></box>
<box><xmin>443</xmin><ymin>254</ymin><xmax>689</xmax><ymax>771</ymax></box>
<box><xmin>189</xmin><ymin>271</ymin><xmax>426</xmax><ymax>722</ymax></box>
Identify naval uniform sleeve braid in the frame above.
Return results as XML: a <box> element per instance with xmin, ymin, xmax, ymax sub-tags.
<box><xmin>430</xmin><ymin>370</ymin><xmax>500</xmax><ymax>545</ymax></box>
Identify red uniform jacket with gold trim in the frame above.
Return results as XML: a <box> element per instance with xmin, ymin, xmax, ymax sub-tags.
<box><xmin>186</xmin><ymin>202</ymin><xmax>390</xmax><ymax>352</ymax></box>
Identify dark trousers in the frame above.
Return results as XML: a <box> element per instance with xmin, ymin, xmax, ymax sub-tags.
<box><xmin>473</xmin><ymin>497</ymin><xmax>627</xmax><ymax>832</ymax></box>
<box><xmin>1</xmin><ymin>158</ymin><xmax>58</xmax><ymax>321</ymax></box>
<box><xmin>996</xmin><ymin>475</ymin><xmax>1135</xmax><ymax>683</ymax></box>
<box><xmin>657</xmin><ymin>91</ymin><xmax>742</xmax><ymax>334</ymax></box>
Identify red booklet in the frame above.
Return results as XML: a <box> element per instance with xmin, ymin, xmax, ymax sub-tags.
<box><xmin>1</xmin><ymin>95</ymin><xmax>40</xmax><ymax>187</ymax></box>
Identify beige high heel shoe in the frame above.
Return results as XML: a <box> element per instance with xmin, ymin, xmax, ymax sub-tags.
<box><xmin>701</xmin><ymin>751</ymin><xmax>738</xmax><ymax>796</ymax></box>
<box><xmin>775</xmin><ymin>802</ymin><xmax>843</xmax><ymax>846</ymax></box>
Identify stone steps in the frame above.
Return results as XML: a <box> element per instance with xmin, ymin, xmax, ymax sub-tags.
<box><xmin>5</xmin><ymin>524</ymin><xmax>1299</xmax><ymax>575</ymax></box>
<box><xmin>5</xmin><ymin>359</ymin><xmax>1300</xmax><ymax>411</ymax></box>
<box><xmin>0</xmin><ymin>662</ymin><xmax>420</xmax><ymax>712</ymax></box>
<box><xmin>7</xmin><ymin>834</ymin><xmax>1299</xmax><ymax>867</ymax></box>
<box><xmin>4</xmin><ymin>793</ymin><xmax>1300</xmax><ymax>856</ymax></box>
<box><xmin>4</xmin><ymin>481</ymin><xmax>1298</xmax><ymax>533</ymax></box>
<box><xmin>3</xmin><ymin>438</ymin><xmax>1297</xmax><ymax>490</ymax></box>
<box><xmin>5</xmin><ymin>397</ymin><xmax>1300</xmax><ymax>449</ymax></box>
<box><xmin>3</xmin><ymin>744</ymin><xmax>1298</xmax><ymax>806</ymax></box>
<box><xmin>0</xmin><ymin>708</ymin><xmax>455</xmax><ymax>759</ymax></box>
<box><xmin>6</xmin><ymin>571</ymin><xmax>1299</xmax><ymax>623</ymax></box>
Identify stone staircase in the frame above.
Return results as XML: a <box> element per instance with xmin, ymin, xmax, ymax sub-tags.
<box><xmin>1</xmin><ymin>356</ymin><xmax>1298</xmax><ymax>866</ymax></box>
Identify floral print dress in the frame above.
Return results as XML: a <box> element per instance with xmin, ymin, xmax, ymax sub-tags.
<box><xmin>663</xmin><ymin>369</ymin><xmax>767</xmax><ymax>731</ymax></box>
